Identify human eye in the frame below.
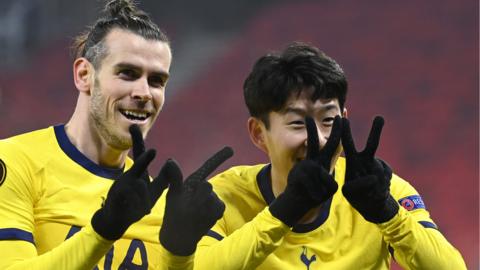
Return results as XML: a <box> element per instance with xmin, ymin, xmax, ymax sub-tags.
<box><xmin>118</xmin><ymin>69</ymin><xmax>139</xmax><ymax>80</ymax></box>
<box><xmin>288</xmin><ymin>120</ymin><xmax>305</xmax><ymax>129</ymax></box>
<box><xmin>322</xmin><ymin>117</ymin><xmax>335</xmax><ymax>127</ymax></box>
<box><xmin>148</xmin><ymin>75</ymin><xmax>167</xmax><ymax>88</ymax></box>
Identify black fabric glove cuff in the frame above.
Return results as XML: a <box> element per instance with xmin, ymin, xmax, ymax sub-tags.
<box><xmin>160</xmin><ymin>228</ymin><xmax>197</xmax><ymax>256</ymax></box>
<box><xmin>380</xmin><ymin>195</ymin><xmax>400</xmax><ymax>223</ymax></box>
<box><xmin>91</xmin><ymin>209</ymin><xmax>129</xmax><ymax>241</ymax></box>
<box><xmin>269</xmin><ymin>192</ymin><xmax>311</xmax><ymax>227</ymax></box>
<box><xmin>368</xmin><ymin>195</ymin><xmax>400</xmax><ymax>224</ymax></box>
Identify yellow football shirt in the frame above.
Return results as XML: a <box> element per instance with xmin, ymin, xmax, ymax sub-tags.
<box><xmin>0</xmin><ymin>125</ymin><xmax>190</xmax><ymax>269</ymax></box>
<box><xmin>196</xmin><ymin>160</ymin><xmax>466</xmax><ymax>269</ymax></box>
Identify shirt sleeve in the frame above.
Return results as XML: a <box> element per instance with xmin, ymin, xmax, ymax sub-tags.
<box><xmin>378</xmin><ymin>174</ymin><xmax>467</xmax><ymax>269</ymax></box>
<box><xmin>0</xmin><ymin>225</ymin><xmax>114</xmax><ymax>270</ymax></box>
<box><xmin>0</xmin><ymin>144</ymin><xmax>113</xmax><ymax>269</ymax></box>
<box><xmin>195</xmin><ymin>208</ymin><xmax>290</xmax><ymax>270</ymax></box>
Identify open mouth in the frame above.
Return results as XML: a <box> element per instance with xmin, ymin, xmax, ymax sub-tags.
<box><xmin>119</xmin><ymin>109</ymin><xmax>152</xmax><ymax>121</ymax></box>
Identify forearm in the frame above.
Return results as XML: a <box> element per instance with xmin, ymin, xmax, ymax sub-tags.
<box><xmin>195</xmin><ymin>208</ymin><xmax>290</xmax><ymax>270</ymax></box>
<box><xmin>1</xmin><ymin>225</ymin><xmax>113</xmax><ymax>270</ymax></box>
<box><xmin>379</xmin><ymin>207</ymin><xmax>466</xmax><ymax>270</ymax></box>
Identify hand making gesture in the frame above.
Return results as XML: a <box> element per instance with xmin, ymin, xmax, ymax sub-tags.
<box><xmin>269</xmin><ymin>116</ymin><xmax>341</xmax><ymax>227</ymax></box>
<box><xmin>341</xmin><ymin>116</ymin><xmax>399</xmax><ymax>224</ymax></box>
<box><xmin>130</xmin><ymin>124</ymin><xmax>233</xmax><ymax>256</ymax></box>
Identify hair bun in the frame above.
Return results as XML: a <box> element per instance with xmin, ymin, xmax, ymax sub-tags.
<box><xmin>105</xmin><ymin>0</ymin><xmax>136</xmax><ymax>18</ymax></box>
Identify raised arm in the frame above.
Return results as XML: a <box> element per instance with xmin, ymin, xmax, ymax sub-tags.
<box><xmin>341</xmin><ymin>116</ymin><xmax>466</xmax><ymax>269</ymax></box>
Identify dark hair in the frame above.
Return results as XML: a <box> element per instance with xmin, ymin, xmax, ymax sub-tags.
<box><xmin>243</xmin><ymin>42</ymin><xmax>347</xmax><ymax>128</ymax></box>
<box><xmin>72</xmin><ymin>0</ymin><xmax>170</xmax><ymax>68</ymax></box>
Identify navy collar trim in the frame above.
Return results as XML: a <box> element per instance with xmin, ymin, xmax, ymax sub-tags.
<box><xmin>256</xmin><ymin>164</ymin><xmax>333</xmax><ymax>233</ymax></box>
<box><xmin>54</xmin><ymin>124</ymin><xmax>124</xmax><ymax>180</ymax></box>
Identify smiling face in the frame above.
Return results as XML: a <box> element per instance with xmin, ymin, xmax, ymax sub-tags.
<box><xmin>87</xmin><ymin>28</ymin><xmax>172</xmax><ymax>150</ymax></box>
<box><xmin>249</xmin><ymin>88</ymin><xmax>345</xmax><ymax>186</ymax></box>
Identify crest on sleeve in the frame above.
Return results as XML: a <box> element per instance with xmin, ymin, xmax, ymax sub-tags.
<box><xmin>398</xmin><ymin>195</ymin><xmax>425</xmax><ymax>211</ymax></box>
<box><xmin>0</xmin><ymin>159</ymin><xmax>6</xmax><ymax>186</ymax></box>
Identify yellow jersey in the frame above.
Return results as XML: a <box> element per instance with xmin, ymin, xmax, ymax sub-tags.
<box><xmin>196</xmin><ymin>161</ymin><xmax>466</xmax><ymax>269</ymax></box>
<box><xmin>0</xmin><ymin>125</ymin><xmax>191</xmax><ymax>270</ymax></box>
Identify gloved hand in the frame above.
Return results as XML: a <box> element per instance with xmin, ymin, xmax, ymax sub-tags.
<box><xmin>341</xmin><ymin>116</ymin><xmax>399</xmax><ymax>224</ymax></box>
<box><xmin>91</xmin><ymin>125</ymin><xmax>170</xmax><ymax>240</ymax></box>
<box><xmin>159</xmin><ymin>147</ymin><xmax>234</xmax><ymax>256</ymax></box>
<box><xmin>269</xmin><ymin>116</ymin><xmax>341</xmax><ymax>227</ymax></box>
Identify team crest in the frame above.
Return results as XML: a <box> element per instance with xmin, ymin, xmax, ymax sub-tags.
<box><xmin>0</xmin><ymin>159</ymin><xmax>6</xmax><ymax>186</ymax></box>
<box><xmin>300</xmin><ymin>246</ymin><xmax>316</xmax><ymax>270</ymax></box>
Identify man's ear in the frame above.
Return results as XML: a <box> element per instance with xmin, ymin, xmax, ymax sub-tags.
<box><xmin>342</xmin><ymin>107</ymin><xmax>348</xmax><ymax>118</ymax></box>
<box><xmin>247</xmin><ymin>117</ymin><xmax>268</xmax><ymax>154</ymax></box>
<box><xmin>73</xmin><ymin>57</ymin><xmax>94</xmax><ymax>95</ymax></box>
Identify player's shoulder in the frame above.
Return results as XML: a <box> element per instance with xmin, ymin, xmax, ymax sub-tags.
<box><xmin>389</xmin><ymin>173</ymin><xmax>434</xmax><ymax>219</ymax></box>
<box><xmin>210</xmin><ymin>164</ymin><xmax>265</xmax><ymax>181</ymax></box>
<box><xmin>390</xmin><ymin>173</ymin><xmax>419</xmax><ymax>198</ymax></box>
<box><xmin>1</xmin><ymin>126</ymin><xmax>54</xmax><ymax>145</ymax></box>
<box><xmin>209</xmin><ymin>164</ymin><xmax>266</xmax><ymax>192</ymax></box>
<box><xmin>0</xmin><ymin>126</ymin><xmax>56</xmax><ymax>164</ymax></box>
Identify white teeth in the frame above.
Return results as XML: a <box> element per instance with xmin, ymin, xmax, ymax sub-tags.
<box><xmin>122</xmin><ymin>110</ymin><xmax>148</xmax><ymax>119</ymax></box>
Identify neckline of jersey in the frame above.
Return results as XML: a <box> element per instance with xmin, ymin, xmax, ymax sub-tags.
<box><xmin>53</xmin><ymin>124</ymin><xmax>125</xmax><ymax>180</ymax></box>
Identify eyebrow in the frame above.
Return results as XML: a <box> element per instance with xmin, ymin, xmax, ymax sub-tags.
<box><xmin>115</xmin><ymin>62</ymin><xmax>170</xmax><ymax>80</ymax></box>
<box><xmin>320</xmin><ymin>104</ymin><xmax>339</xmax><ymax>112</ymax></box>
<box><xmin>283</xmin><ymin>107</ymin><xmax>306</xmax><ymax>116</ymax></box>
<box><xmin>283</xmin><ymin>104</ymin><xmax>338</xmax><ymax>115</ymax></box>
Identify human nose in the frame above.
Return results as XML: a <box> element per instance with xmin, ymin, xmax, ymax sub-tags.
<box><xmin>318</xmin><ymin>132</ymin><xmax>329</xmax><ymax>149</ymax></box>
<box><xmin>131</xmin><ymin>77</ymin><xmax>152</xmax><ymax>101</ymax></box>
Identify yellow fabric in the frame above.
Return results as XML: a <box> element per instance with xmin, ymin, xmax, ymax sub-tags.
<box><xmin>196</xmin><ymin>159</ymin><xmax>466</xmax><ymax>269</ymax></box>
<box><xmin>0</xmin><ymin>126</ymin><xmax>192</xmax><ymax>269</ymax></box>
<box><xmin>157</xmin><ymin>242</ymin><xmax>194</xmax><ymax>270</ymax></box>
<box><xmin>379</xmin><ymin>208</ymin><xmax>466</xmax><ymax>269</ymax></box>
<box><xmin>0</xmin><ymin>225</ymin><xmax>112</xmax><ymax>270</ymax></box>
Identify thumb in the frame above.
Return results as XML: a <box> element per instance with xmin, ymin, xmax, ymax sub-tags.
<box><xmin>147</xmin><ymin>159</ymin><xmax>178</xmax><ymax>203</ymax></box>
<box><xmin>160</xmin><ymin>159</ymin><xmax>183</xmax><ymax>193</ymax></box>
<box><xmin>127</xmin><ymin>149</ymin><xmax>156</xmax><ymax>178</ymax></box>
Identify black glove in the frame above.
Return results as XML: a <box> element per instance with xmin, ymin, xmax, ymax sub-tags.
<box><xmin>91</xmin><ymin>125</ymin><xmax>170</xmax><ymax>240</ymax></box>
<box><xmin>160</xmin><ymin>147</ymin><xmax>234</xmax><ymax>256</ymax></box>
<box><xmin>269</xmin><ymin>116</ymin><xmax>341</xmax><ymax>227</ymax></box>
<box><xmin>341</xmin><ymin>116</ymin><xmax>399</xmax><ymax>224</ymax></box>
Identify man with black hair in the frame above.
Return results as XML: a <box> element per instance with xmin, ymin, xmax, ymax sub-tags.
<box><xmin>0</xmin><ymin>0</ymin><xmax>230</xmax><ymax>269</ymax></box>
<box><xmin>195</xmin><ymin>42</ymin><xmax>466</xmax><ymax>269</ymax></box>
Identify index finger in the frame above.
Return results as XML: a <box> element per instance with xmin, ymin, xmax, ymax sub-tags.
<box><xmin>129</xmin><ymin>124</ymin><xmax>145</xmax><ymax>160</ymax></box>
<box><xmin>318</xmin><ymin>116</ymin><xmax>342</xmax><ymax>168</ymax></box>
<box><xmin>305</xmin><ymin>116</ymin><xmax>320</xmax><ymax>160</ymax></box>
<box><xmin>341</xmin><ymin>118</ymin><xmax>357</xmax><ymax>157</ymax></box>
<box><xmin>188</xmin><ymin>146</ymin><xmax>234</xmax><ymax>182</ymax></box>
<box><xmin>127</xmin><ymin>149</ymin><xmax>156</xmax><ymax>178</ymax></box>
<box><xmin>362</xmin><ymin>116</ymin><xmax>384</xmax><ymax>158</ymax></box>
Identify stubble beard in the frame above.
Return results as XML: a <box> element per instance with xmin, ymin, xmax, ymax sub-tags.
<box><xmin>90</xmin><ymin>80</ymin><xmax>131</xmax><ymax>151</ymax></box>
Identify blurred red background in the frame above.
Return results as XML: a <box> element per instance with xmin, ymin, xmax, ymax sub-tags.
<box><xmin>0</xmin><ymin>1</ymin><xmax>477</xmax><ymax>268</ymax></box>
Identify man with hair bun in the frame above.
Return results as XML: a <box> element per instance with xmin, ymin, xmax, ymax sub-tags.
<box><xmin>0</xmin><ymin>0</ymin><xmax>230</xmax><ymax>269</ymax></box>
